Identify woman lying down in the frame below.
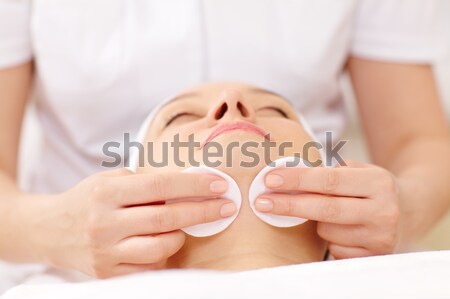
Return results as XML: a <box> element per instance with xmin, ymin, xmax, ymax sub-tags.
<box><xmin>130</xmin><ymin>82</ymin><xmax>328</xmax><ymax>271</ymax></box>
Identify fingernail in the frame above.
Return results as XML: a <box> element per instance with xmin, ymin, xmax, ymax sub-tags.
<box><xmin>255</xmin><ymin>198</ymin><xmax>274</xmax><ymax>212</ymax></box>
<box><xmin>210</xmin><ymin>180</ymin><xmax>228</xmax><ymax>193</ymax></box>
<box><xmin>220</xmin><ymin>202</ymin><xmax>237</xmax><ymax>217</ymax></box>
<box><xmin>265</xmin><ymin>174</ymin><xmax>283</xmax><ymax>188</ymax></box>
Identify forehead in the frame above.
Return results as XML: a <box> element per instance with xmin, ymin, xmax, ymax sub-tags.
<box><xmin>167</xmin><ymin>82</ymin><xmax>293</xmax><ymax>106</ymax></box>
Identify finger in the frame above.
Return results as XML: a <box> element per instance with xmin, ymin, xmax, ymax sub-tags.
<box><xmin>317</xmin><ymin>222</ymin><xmax>369</xmax><ymax>247</ymax></box>
<box><xmin>255</xmin><ymin>193</ymin><xmax>370</xmax><ymax>224</ymax></box>
<box><xmin>337</xmin><ymin>160</ymin><xmax>371</xmax><ymax>168</ymax></box>
<box><xmin>328</xmin><ymin>243</ymin><xmax>372</xmax><ymax>259</ymax></box>
<box><xmin>98</xmin><ymin>168</ymin><xmax>134</xmax><ymax>177</ymax></box>
<box><xmin>114</xmin><ymin>231</ymin><xmax>185</xmax><ymax>264</ymax></box>
<box><xmin>110</xmin><ymin>172</ymin><xmax>229</xmax><ymax>206</ymax></box>
<box><xmin>116</xmin><ymin>198</ymin><xmax>236</xmax><ymax>235</ymax></box>
<box><xmin>264</xmin><ymin>166</ymin><xmax>383</xmax><ymax>197</ymax></box>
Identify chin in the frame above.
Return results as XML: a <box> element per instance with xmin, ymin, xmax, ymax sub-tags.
<box><xmin>198</xmin><ymin>141</ymin><xmax>278</xmax><ymax>182</ymax></box>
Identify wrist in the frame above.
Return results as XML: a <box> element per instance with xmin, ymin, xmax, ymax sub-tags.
<box><xmin>395</xmin><ymin>175</ymin><xmax>424</xmax><ymax>250</ymax></box>
<box><xmin>14</xmin><ymin>193</ymin><xmax>60</xmax><ymax>265</ymax></box>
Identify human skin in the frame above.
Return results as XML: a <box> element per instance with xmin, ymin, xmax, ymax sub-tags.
<box><xmin>251</xmin><ymin>59</ymin><xmax>450</xmax><ymax>259</ymax></box>
<box><xmin>0</xmin><ymin>58</ymin><xmax>448</xmax><ymax>278</ymax></box>
<box><xmin>0</xmin><ymin>65</ymin><xmax>238</xmax><ymax>278</ymax></box>
<box><xmin>136</xmin><ymin>82</ymin><xmax>327</xmax><ymax>270</ymax></box>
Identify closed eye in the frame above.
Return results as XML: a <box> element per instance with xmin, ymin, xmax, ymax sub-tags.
<box><xmin>165</xmin><ymin>112</ymin><xmax>200</xmax><ymax>127</ymax></box>
<box><xmin>166</xmin><ymin>112</ymin><xmax>189</xmax><ymax>127</ymax></box>
<box><xmin>256</xmin><ymin>106</ymin><xmax>288</xmax><ymax>118</ymax></box>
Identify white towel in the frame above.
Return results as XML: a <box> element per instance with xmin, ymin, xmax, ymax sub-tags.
<box><xmin>2</xmin><ymin>250</ymin><xmax>450</xmax><ymax>299</ymax></box>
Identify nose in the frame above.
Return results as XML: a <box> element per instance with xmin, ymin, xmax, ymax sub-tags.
<box><xmin>207</xmin><ymin>89</ymin><xmax>255</xmax><ymax>124</ymax></box>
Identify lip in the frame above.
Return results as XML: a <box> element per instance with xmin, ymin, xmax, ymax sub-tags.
<box><xmin>201</xmin><ymin>121</ymin><xmax>270</xmax><ymax>147</ymax></box>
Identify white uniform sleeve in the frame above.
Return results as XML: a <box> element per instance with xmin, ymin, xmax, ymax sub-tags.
<box><xmin>351</xmin><ymin>0</ymin><xmax>440</xmax><ymax>63</ymax></box>
<box><xmin>0</xmin><ymin>0</ymin><xmax>32</xmax><ymax>68</ymax></box>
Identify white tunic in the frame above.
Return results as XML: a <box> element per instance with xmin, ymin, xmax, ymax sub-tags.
<box><xmin>0</xmin><ymin>0</ymin><xmax>439</xmax><ymax>193</ymax></box>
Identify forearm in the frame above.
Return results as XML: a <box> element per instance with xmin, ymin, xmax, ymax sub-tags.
<box><xmin>0</xmin><ymin>171</ymin><xmax>50</xmax><ymax>264</ymax></box>
<box><xmin>383</xmin><ymin>136</ymin><xmax>450</xmax><ymax>247</ymax></box>
<box><xmin>347</xmin><ymin>58</ymin><xmax>450</xmax><ymax>248</ymax></box>
<box><xmin>0</xmin><ymin>62</ymin><xmax>37</xmax><ymax>261</ymax></box>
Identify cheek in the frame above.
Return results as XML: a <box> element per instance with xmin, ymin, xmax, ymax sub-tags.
<box><xmin>144</xmin><ymin>123</ymin><xmax>209</xmax><ymax>170</ymax></box>
<box><xmin>162</xmin><ymin>121</ymin><xmax>209</xmax><ymax>142</ymax></box>
<box><xmin>257</xmin><ymin>119</ymin><xmax>321</xmax><ymax>164</ymax></box>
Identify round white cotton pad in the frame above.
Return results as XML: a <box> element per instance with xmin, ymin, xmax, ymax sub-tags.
<box><xmin>249</xmin><ymin>156</ymin><xmax>311</xmax><ymax>227</ymax></box>
<box><xmin>166</xmin><ymin>166</ymin><xmax>242</xmax><ymax>237</ymax></box>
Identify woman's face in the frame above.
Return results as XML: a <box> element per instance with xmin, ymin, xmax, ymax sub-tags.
<box><xmin>137</xmin><ymin>82</ymin><xmax>321</xmax><ymax>177</ymax></box>
<box><xmin>136</xmin><ymin>82</ymin><xmax>325</xmax><ymax>270</ymax></box>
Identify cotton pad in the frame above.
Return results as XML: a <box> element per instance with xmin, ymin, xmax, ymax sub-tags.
<box><xmin>248</xmin><ymin>156</ymin><xmax>311</xmax><ymax>227</ymax></box>
<box><xmin>166</xmin><ymin>166</ymin><xmax>242</xmax><ymax>237</ymax></box>
<box><xmin>166</xmin><ymin>157</ymin><xmax>310</xmax><ymax>237</ymax></box>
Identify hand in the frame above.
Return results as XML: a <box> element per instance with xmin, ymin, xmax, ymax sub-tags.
<box><xmin>32</xmin><ymin>168</ymin><xmax>234</xmax><ymax>278</ymax></box>
<box><xmin>254</xmin><ymin>160</ymin><xmax>401</xmax><ymax>259</ymax></box>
